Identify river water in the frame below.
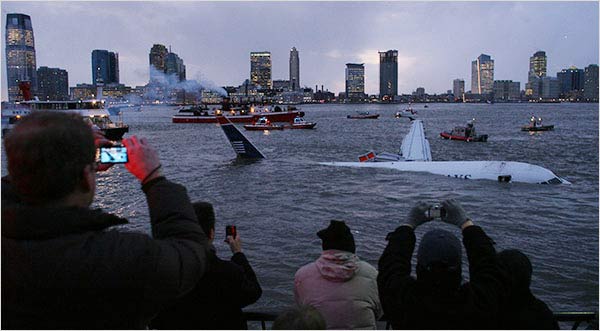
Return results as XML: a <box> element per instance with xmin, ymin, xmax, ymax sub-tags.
<box><xmin>2</xmin><ymin>103</ymin><xmax>598</xmax><ymax>317</ymax></box>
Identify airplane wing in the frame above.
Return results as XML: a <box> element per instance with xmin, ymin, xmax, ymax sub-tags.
<box><xmin>400</xmin><ymin>119</ymin><xmax>432</xmax><ymax>161</ymax></box>
<box><xmin>217</xmin><ymin>116</ymin><xmax>265</xmax><ymax>159</ymax></box>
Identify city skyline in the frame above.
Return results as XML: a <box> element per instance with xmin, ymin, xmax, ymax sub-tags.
<box><xmin>1</xmin><ymin>1</ymin><xmax>598</xmax><ymax>100</ymax></box>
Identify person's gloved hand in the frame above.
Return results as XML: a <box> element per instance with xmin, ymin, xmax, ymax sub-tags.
<box><xmin>441</xmin><ymin>199</ymin><xmax>469</xmax><ymax>228</ymax></box>
<box><xmin>404</xmin><ymin>202</ymin><xmax>433</xmax><ymax>229</ymax></box>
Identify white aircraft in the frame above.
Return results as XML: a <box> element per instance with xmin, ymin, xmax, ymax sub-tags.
<box><xmin>319</xmin><ymin>119</ymin><xmax>570</xmax><ymax>184</ymax></box>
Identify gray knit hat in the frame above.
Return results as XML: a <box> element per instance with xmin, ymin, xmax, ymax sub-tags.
<box><xmin>417</xmin><ymin>229</ymin><xmax>462</xmax><ymax>271</ymax></box>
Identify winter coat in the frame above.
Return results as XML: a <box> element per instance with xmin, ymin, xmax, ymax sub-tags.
<box><xmin>1</xmin><ymin>176</ymin><xmax>210</xmax><ymax>329</ymax></box>
<box><xmin>150</xmin><ymin>247</ymin><xmax>262</xmax><ymax>329</ymax></box>
<box><xmin>498</xmin><ymin>290</ymin><xmax>559</xmax><ymax>329</ymax></box>
<box><xmin>294</xmin><ymin>249</ymin><xmax>382</xmax><ymax>329</ymax></box>
<box><xmin>377</xmin><ymin>225</ymin><xmax>509</xmax><ymax>329</ymax></box>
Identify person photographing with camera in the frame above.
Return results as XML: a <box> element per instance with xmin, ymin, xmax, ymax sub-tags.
<box><xmin>2</xmin><ymin>111</ymin><xmax>210</xmax><ymax>329</ymax></box>
<box><xmin>377</xmin><ymin>199</ymin><xmax>509</xmax><ymax>329</ymax></box>
<box><xmin>151</xmin><ymin>202</ymin><xmax>262</xmax><ymax>330</ymax></box>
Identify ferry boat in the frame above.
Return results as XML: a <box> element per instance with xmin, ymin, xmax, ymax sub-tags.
<box><xmin>1</xmin><ymin>103</ymin><xmax>31</xmax><ymax>137</ymax></box>
<box><xmin>288</xmin><ymin>116</ymin><xmax>316</xmax><ymax>129</ymax></box>
<box><xmin>4</xmin><ymin>99</ymin><xmax>129</xmax><ymax>141</ymax></box>
<box><xmin>243</xmin><ymin>117</ymin><xmax>284</xmax><ymax>131</ymax></box>
<box><xmin>172</xmin><ymin>104</ymin><xmax>304</xmax><ymax>124</ymax></box>
<box><xmin>347</xmin><ymin>111</ymin><xmax>380</xmax><ymax>119</ymax></box>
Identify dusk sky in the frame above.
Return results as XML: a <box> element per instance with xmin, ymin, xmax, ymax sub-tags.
<box><xmin>1</xmin><ymin>1</ymin><xmax>598</xmax><ymax>100</ymax></box>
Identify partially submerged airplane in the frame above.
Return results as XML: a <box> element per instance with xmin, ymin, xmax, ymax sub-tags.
<box><xmin>217</xmin><ymin>115</ymin><xmax>569</xmax><ymax>184</ymax></box>
<box><xmin>319</xmin><ymin>119</ymin><xmax>570</xmax><ymax>184</ymax></box>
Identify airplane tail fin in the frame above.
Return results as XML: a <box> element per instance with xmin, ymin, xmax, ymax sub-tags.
<box><xmin>217</xmin><ymin>116</ymin><xmax>265</xmax><ymax>159</ymax></box>
<box><xmin>400</xmin><ymin>119</ymin><xmax>432</xmax><ymax>161</ymax></box>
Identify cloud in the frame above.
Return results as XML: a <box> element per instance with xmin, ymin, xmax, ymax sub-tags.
<box><xmin>325</xmin><ymin>50</ymin><xmax>342</xmax><ymax>59</ymax></box>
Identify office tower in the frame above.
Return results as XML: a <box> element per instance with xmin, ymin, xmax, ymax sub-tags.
<box><xmin>379</xmin><ymin>50</ymin><xmax>398</xmax><ymax>99</ymax></box>
<box><xmin>149</xmin><ymin>44</ymin><xmax>168</xmax><ymax>82</ymax></box>
<box><xmin>92</xmin><ymin>49</ymin><xmax>119</xmax><ymax>85</ymax></box>
<box><xmin>493</xmin><ymin>80</ymin><xmax>520</xmax><ymax>101</ymax></box>
<box><xmin>528</xmin><ymin>51</ymin><xmax>547</xmax><ymax>82</ymax></box>
<box><xmin>541</xmin><ymin>77</ymin><xmax>560</xmax><ymax>99</ymax></box>
<box><xmin>289</xmin><ymin>47</ymin><xmax>300</xmax><ymax>91</ymax></box>
<box><xmin>584</xmin><ymin>64</ymin><xmax>598</xmax><ymax>101</ymax></box>
<box><xmin>5</xmin><ymin>13</ymin><xmax>37</xmax><ymax>101</ymax></box>
<box><xmin>165</xmin><ymin>51</ymin><xmax>186</xmax><ymax>82</ymax></box>
<box><xmin>557</xmin><ymin>66</ymin><xmax>585</xmax><ymax>95</ymax></box>
<box><xmin>37</xmin><ymin>66</ymin><xmax>68</xmax><ymax>100</ymax></box>
<box><xmin>345</xmin><ymin>63</ymin><xmax>365</xmax><ymax>102</ymax></box>
<box><xmin>250</xmin><ymin>52</ymin><xmax>272</xmax><ymax>89</ymax></box>
<box><xmin>471</xmin><ymin>54</ymin><xmax>494</xmax><ymax>95</ymax></box>
<box><xmin>453</xmin><ymin>79</ymin><xmax>465</xmax><ymax>100</ymax></box>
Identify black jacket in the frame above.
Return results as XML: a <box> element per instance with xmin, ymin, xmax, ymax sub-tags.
<box><xmin>498</xmin><ymin>290</ymin><xmax>559</xmax><ymax>329</ymax></box>
<box><xmin>377</xmin><ymin>225</ymin><xmax>508</xmax><ymax>329</ymax></box>
<box><xmin>150</xmin><ymin>247</ymin><xmax>262</xmax><ymax>329</ymax></box>
<box><xmin>1</xmin><ymin>177</ymin><xmax>210</xmax><ymax>329</ymax></box>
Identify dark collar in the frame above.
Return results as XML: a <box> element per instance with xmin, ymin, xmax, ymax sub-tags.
<box><xmin>2</xmin><ymin>203</ymin><xmax>128</xmax><ymax>240</ymax></box>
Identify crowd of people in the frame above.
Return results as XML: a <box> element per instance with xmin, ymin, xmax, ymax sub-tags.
<box><xmin>2</xmin><ymin>111</ymin><xmax>559</xmax><ymax>329</ymax></box>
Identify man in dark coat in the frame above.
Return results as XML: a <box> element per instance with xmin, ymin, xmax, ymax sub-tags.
<box><xmin>151</xmin><ymin>201</ymin><xmax>262</xmax><ymax>329</ymax></box>
<box><xmin>377</xmin><ymin>199</ymin><xmax>509</xmax><ymax>329</ymax></box>
<box><xmin>2</xmin><ymin>111</ymin><xmax>210</xmax><ymax>329</ymax></box>
<box><xmin>497</xmin><ymin>249</ymin><xmax>559</xmax><ymax>329</ymax></box>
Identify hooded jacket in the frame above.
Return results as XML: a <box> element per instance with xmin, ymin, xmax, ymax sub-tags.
<box><xmin>294</xmin><ymin>250</ymin><xmax>382</xmax><ymax>329</ymax></box>
<box><xmin>1</xmin><ymin>177</ymin><xmax>210</xmax><ymax>329</ymax></box>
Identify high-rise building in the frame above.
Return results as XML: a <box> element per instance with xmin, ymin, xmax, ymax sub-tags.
<box><xmin>92</xmin><ymin>49</ymin><xmax>119</xmax><ymax>85</ymax></box>
<box><xmin>149</xmin><ymin>44</ymin><xmax>168</xmax><ymax>82</ymax></box>
<box><xmin>526</xmin><ymin>51</ymin><xmax>547</xmax><ymax>98</ymax></box>
<box><xmin>557</xmin><ymin>66</ymin><xmax>585</xmax><ymax>95</ymax></box>
<box><xmin>165</xmin><ymin>51</ymin><xmax>186</xmax><ymax>82</ymax></box>
<box><xmin>471</xmin><ymin>54</ymin><xmax>494</xmax><ymax>95</ymax></box>
<box><xmin>379</xmin><ymin>50</ymin><xmax>398</xmax><ymax>99</ymax></box>
<box><xmin>37</xmin><ymin>66</ymin><xmax>68</xmax><ymax>101</ymax></box>
<box><xmin>453</xmin><ymin>79</ymin><xmax>465</xmax><ymax>100</ymax></box>
<box><xmin>584</xmin><ymin>64</ymin><xmax>598</xmax><ymax>102</ymax></box>
<box><xmin>541</xmin><ymin>77</ymin><xmax>560</xmax><ymax>99</ymax></box>
<box><xmin>493</xmin><ymin>80</ymin><xmax>520</xmax><ymax>101</ymax></box>
<box><xmin>289</xmin><ymin>47</ymin><xmax>300</xmax><ymax>91</ymax></box>
<box><xmin>345</xmin><ymin>63</ymin><xmax>365</xmax><ymax>102</ymax></box>
<box><xmin>250</xmin><ymin>52</ymin><xmax>272</xmax><ymax>89</ymax></box>
<box><xmin>5</xmin><ymin>13</ymin><xmax>37</xmax><ymax>101</ymax></box>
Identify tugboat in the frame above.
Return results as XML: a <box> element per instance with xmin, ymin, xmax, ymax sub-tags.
<box><xmin>347</xmin><ymin>111</ymin><xmax>380</xmax><ymax>119</ymax></box>
<box><xmin>243</xmin><ymin>116</ymin><xmax>284</xmax><ymax>131</ymax></box>
<box><xmin>288</xmin><ymin>116</ymin><xmax>317</xmax><ymax>129</ymax></box>
<box><xmin>440</xmin><ymin>120</ymin><xmax>488</xmax><ymax>142</ymax></box>
<box><xmin>521</xmin><ymin>116</ymin><xmax>554</xmax><ymax>132</ymax></box>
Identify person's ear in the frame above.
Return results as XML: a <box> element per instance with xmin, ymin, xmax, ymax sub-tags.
<box><xmin>209</xmin><ymin>228</ymin><xmax>216</xmax><ymax>241</ymax></box>
<box><xmin>80</xmin><ymin>164</ymin><xmax>95</xmax><ymax>193</ymax></box>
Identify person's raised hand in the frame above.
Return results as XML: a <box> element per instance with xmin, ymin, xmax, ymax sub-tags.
<box><xmin>122</xmin><ymin>135</ymin><xmax>162</xmax><ymax>183</ymax></box>
<box><xmin>226</xmin><ymin>234</ymin><xmax>242</xmax><ymax>254</ymax></box>
<box><xmin>404</xmin><ymin>202</ymin><xmax>434</xmax><ymax>229</ymax></box>
<box><xmin>441</xmin><ymin>199</ymin><xmax>470</xmax><ymax>228</ymax></box>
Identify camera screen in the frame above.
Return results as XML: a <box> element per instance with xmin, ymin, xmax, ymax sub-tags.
<box><xmin>99</xmin><ymin>147</ymin><xmax>128</xmax><ymax>164</ymax></box>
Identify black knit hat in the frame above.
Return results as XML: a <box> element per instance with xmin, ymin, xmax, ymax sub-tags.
<box><xmin>417</xmin><ymin>229</ymin><xmax>462</xmax><ymax>270</ymax></box>
<box><xmin>317</xmin><ymin>220</ymin><xmax>356</xmax><ymax>253</ymax></box>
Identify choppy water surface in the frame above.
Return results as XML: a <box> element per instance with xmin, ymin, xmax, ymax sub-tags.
<box><xmin>3</xmin><ymin>103</ymin><xmax>598</xmax><ymax>315</ymax></box>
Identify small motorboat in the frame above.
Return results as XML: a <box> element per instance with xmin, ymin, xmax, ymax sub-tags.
<box><xmin>347</xmin><ymin>111</ymin><xmax>380</xmax><ymax>119</ymax></box>
<box><xmin>521</xmin><ymin>125</ymin><xmax>554</xmax><ymax>132</ymax></box>
<box><xmin>243</xmin><ymin>116</ymin><xmax>284</xmax><ymax>131</ymax></box>
<box><xmin>440</xmin><ymin>125</ymin><xmax>488</xmax><ymax>142</ymax></box>
<box><xmin>288</xmin><ymin>116</ymin><xmax>316</xmax><ymax>129</ymax></box>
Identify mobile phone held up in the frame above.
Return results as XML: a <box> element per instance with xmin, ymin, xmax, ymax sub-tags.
<box><xmin>99</xmin><ymin>146</ymin><xmax>128</xmax><ymax>164</ymax></box>
<box><xmin>225</xmin><ymin>225</ymin><xmax>237</xmax><ymax>239</ymax></box>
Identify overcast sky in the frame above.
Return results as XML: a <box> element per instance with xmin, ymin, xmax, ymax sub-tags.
<box><xmin>1</xmin><ymin>1</ymin><xmax>598</xmax><ymax>99</ymax></box>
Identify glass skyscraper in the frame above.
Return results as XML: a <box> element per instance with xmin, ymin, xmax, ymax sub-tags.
<box><xmin>37</xmin><ymin>66</ymin><xmax>68</xmax><ymax>101</ymax></box>
<box><xmin>471</xmin><ymin>54</ymin><xmax>494</xmax><ymax>95</ymax></box>
<box><xmin>5</xmin><ymin>13</ymin><xmax>37</xmax><ymax>101</ymax></box>
<box><xmin>345</xmin><ymin>63</ymin><xmax>365</xmax><ymax>102</ymax></box>
<box><xmin>92</xmin><ymin>49</ymin><xmax>119</xmax><ymax>85</ymax></box>
<box><xmin>528</xmin><ymin>51</ymin><xmax>547</xmax><ymax>82</ymax></box>
<box><xmin>583</xmin><ymin>64</ymin><xmax>598</xmax><ymax>102</ymax></box>
<box><xmin>250</xmin><ymin>52</ymin><xmax>272</xmax><ymax>89</ymax></box>
<box><xmin>289</xmin><ymin>47</ymin><xmax>300</xmax><ymax>91</ymax></box>
<box><xmin>379</xmin><ymin>50</ymin><xmax>398</xmax><ymax>99</ymax></box>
